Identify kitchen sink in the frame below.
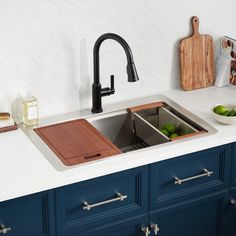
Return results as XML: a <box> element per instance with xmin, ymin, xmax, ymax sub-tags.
<box><xmin>21</xmin><ymin>95</ymin><xmax>217</xmax><ymax>170</ymax></box>
<box><xmin>89</xmin><ymin>111</ymin><xmax>151</xmax><ymax>153</ymax></box>
<box><xmin>87</xmin><ymin>100</ymin><xmax>209</xmax><ymax>153</ymax></box>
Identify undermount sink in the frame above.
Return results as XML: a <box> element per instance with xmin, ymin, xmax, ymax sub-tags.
<box><xmin>21</xmin><ymin>95</ymin><xmax>216</xmax><ymax>171</ymax></box>
<box><xmin>89</xmin><ymin>111</ymin><xmax>151</xmax><ymax>153</ymax></box>
<box><xmin>87</xmin><ymin>98</ymin><xmax>212</xmax><ymax>154</ymax></box>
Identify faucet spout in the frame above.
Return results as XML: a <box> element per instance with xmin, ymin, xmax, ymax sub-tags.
<box><xmin>92</xmin><ymin>33</ymin><xmax>139</xmax><ymax>113</ymax></box>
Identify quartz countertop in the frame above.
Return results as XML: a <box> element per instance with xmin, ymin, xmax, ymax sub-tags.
<box><xmin>1</xmin><ymin>86</ymin><xmax>236</xmax><ymax>202</ymax></box>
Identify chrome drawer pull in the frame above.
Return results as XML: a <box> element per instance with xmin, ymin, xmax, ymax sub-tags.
<box><xmin>0</xmin><ymin>224</ymin><xmax>11</xmax><ymax>234</ymax></box>
<box><xmin>151</xmin><ymin>224</ymin><xmax>160</xmax><ymax>235</ymax></box>
<box><xmin>83</xmin><ymin>192</ymin><xmax>127</xmax><ymax>211</ymax></box>
<box><xmin>231</xmin><ymin>198</ymin><xmax>236</xmax><ymax>207</ymax></box>
<box><xmin>174</xmin><ymin>169</ymin><xmax>213</xmax><ymax>185</ymax></box>
<box><xmin>141</xmin><ymin>226</ymin><xmax>151</xmax><ymax>236</ymax></box>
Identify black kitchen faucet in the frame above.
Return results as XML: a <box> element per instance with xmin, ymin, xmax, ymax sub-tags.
<box><xmin>91</xmin><ymin>33</ymin><xmax>139</xmax><ymax>113</ymax></box>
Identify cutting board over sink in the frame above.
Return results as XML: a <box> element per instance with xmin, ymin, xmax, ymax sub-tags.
<box><xmin>34</xmin><ymin>119</ymin><xmax>121</xmax><ymax>166</ymax></box>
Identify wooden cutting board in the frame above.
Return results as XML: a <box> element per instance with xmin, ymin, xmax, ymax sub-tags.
<box><xmin>180</xmin><ymin>16</ymin><xmax>215</xmax><ymax>90</ymax></box>
<box><xmin>34</xmin><ymin>119</ymin><xmax>122</xmax><ymax>166</ymax></box>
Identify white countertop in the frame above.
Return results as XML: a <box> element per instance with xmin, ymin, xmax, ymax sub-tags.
<box><xmin>1</xmin><ymin>86</ymin><xmax>236</xmax><ymax>202</ymax></box>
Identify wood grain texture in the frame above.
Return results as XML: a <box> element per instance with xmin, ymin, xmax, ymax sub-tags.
<box><xmin>170</xmin><ymin>130</ymin><xmax>207</xmax><ymax>141</ymax></box>
<box><xmin>180</xmin><ymin>16</ymin><xmax>215</xmax><ymax>91</ymax></box>
<box><xmin>0</xmin><ymin>122</ymin><xmax>18</xmax><ymax>133</ymax></box>
<box><xmin>128</xmin><ymin>101</ymin><xmax>164</xmax><ymax>113</ymax></box>
<box><xmin>34</xmin><ymin>119</ymin><xmax>122</xmax><ymax>166</ymax></box>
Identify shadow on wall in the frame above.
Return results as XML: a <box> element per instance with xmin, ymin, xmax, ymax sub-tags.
<box><xmin>79</xmin><ymin>38</ymin><xmax>91</xmax><ymax>110</ymax></box>
<box><xmin>170</xmin><ymin>39</ymin><xmax>181</xmax><ymax>89</ymax></box>
<box><xmin>214</xmin><ymin>37</ymin><xmax>221</xmax><ymax>59</ymax></box>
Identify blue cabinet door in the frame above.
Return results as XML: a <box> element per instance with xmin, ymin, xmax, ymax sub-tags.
<box><xmin>225</xmin><ymin>188</ymin><xmax>236</xmax><ymax>236</ymax></box>
<box><xmin>71</xmin><ymin>216</ymin><xmax>147</xmax><ymax>236</ymax></box>
<box><xmin>0</xmin><ymin>191</ymin><xmax>54</xmax><ymax>236</ymax></box>
<box><xmin>231</xmin><ymin>143</ymin><xmax>236</xmax><ymax>187</ymax></box>
<box><xmin>149</xmin><ymin>191</ymin><xmax>227</xmax><ymax>236</ymax></box>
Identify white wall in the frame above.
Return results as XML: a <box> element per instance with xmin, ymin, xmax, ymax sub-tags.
<box><xmin>0</xmin><ymin>0</ymin><xmax>234</xmax><ymax>117</ymax></box>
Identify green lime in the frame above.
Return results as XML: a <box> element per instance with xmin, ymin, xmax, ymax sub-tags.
<box><xmin>170</xmin><ymin>133</ymin><xmax>178</xmax><ymax>138</ymax></box>
<box><xmin>179</xmin><ymin>130</ymin><xmax>193</xmax><ymax>136</ymax></box>
<box><xmin>222</xmin><ymin>110</ymin><xmax>231</xmax><ymax>116</ymax></box>
<box><xmin>228</xmin><ymin>110</ymin><xmax>236</xmax><ymax>116</ymax></box>
<box><xmin>213</xmin><ymin>105</ymin><xmax>228</xmax><ymax>115</ymax></box>
<box><xmin>161</xmin><ymin>124</ymin><xmax>176</xmax><ymax>134</ymax></box>
<box><xmin>160</xmin><ymin>128</ymin><xmax>169</xmax><ymax>137</ymax></box>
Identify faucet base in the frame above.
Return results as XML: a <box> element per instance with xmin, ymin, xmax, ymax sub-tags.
<box><xmin>91</xmin><ymin>108</ymin><xmax>103</xmax><ymax>113</ymax></box>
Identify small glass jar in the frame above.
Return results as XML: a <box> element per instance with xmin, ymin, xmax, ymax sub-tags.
<box><xmin>22</xmin><ymin>95</ymin><xmax>39</xmax><ymax>126</ymax></box>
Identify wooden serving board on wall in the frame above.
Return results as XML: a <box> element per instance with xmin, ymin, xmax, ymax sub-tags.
<box><xmin>179</xmin><ymin>16</ymin><xmax>215</xmax><ymax>90</ymax></box>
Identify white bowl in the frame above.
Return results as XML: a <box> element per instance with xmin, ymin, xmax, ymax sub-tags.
<box><xmin>212</xmin><ymin>104</ymin><xmax>236</xmax><ymax>125</ymax></box>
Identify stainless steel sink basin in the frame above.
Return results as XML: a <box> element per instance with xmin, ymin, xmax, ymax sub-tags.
<box><xmin>87</xmin><ymin>97</ymin><xmax>215</xmax><ymax>154</ymax></box>
<box><xmin>89</xmin><ymin>111</ymin><xmax>146</xmax><ymax>152</ymax></box>
<box><xmin>89</xmin><ymin>111</ymin><xmax>165</xmax><ymax>153</ymax></box>
<box><xmin>21</xmin><ymin>95</ymin><xmax>217</xmax><ymax>170</ymax></box>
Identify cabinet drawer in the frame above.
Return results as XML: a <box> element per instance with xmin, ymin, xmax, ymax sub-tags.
<box><xmin>150</xmin><ymin>144</ymin><xmax>231</xmax><ymax>209</ymax></box>
<box><xmin>55</xmin><ymin>166</ymin><xmax>148</xmax><ymax>235</ymax></box>
<box><xmin>0</xmin><ymin>191</ymin><xmax>54</xmax><ymax>236</ymax></box>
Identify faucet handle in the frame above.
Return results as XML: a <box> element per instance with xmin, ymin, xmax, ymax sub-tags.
<box><xmin>101</xmin><ymin>75</ymin><xmax>115</xmax><ymax>97</ymax></box>
<box><xmin>110</xmin><ymin>75</ymin><xmax>115</xmax><ymax>93</ymax></box>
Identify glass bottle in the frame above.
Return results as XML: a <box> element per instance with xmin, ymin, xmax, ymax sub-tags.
<box><xmin>22</xmin><ymin>95</ymin><xmax>39</xmax><ymax>126</ymax></box>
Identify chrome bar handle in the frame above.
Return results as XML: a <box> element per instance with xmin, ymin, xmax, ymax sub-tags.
<box><xmin>151</xmin><ymin>224</ymin><xmax>160</xmax><ymax>235</ymax></box>
<box><xmin>0</xmin><ymin>224</ymin><xmax>11</xmax><ymax>234</ymax></box>
<box><xmin>141</xmin><ymin>226</ymin><xmax>151</xmax><ymax>236</ymax></box>
<box><xmin>83</xmin><ymin>192</ymin><xmax>127</xmax><ymax>211</ymax></box>
<box><xmin>174</xmin><ymin>169</ymin><xmax>213</xmax><ymax>185</ymax></box>
<box><xmin>231</xmin><ymin>198</ymin><xmax>236</xmax><ymax>207</ymax></box>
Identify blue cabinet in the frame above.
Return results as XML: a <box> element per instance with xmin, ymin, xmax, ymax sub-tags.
<box><xmin>0</xmin><ymin>191</ymin><xmax>54</xmax><ymax>236</ymax></box>
<box><xmin>224</xmin><ymin>143</ymin><xmax>236</xmax><ymax>236</ymax></box>
<box><xmin>1</xmin><ymin>143</ymin><xmax>235</xmax><ymax>236</ymax></box>
<box><xmin>55</xmin><ymin>166</ymin><xmax>148</xmax><ymax>235</ymax></box>
<box><xmin>150</xmin><ymin>144</ymin><xmax>231</xmax><ymax>209</ymax></box>
<box><xmin>225</xmin><ymin>143</ymin><xmax>236</xmax><ymax>236</ymax></box>
<box><xmin>225</xmin><ymin>188</ymin><xmax>236</xmax><ymax>236</ymax></box>
<box><xmin>149</xmin><ymin>191</ymin><xmax>227</xmax><ymax>236</ymax></box>
<box><xmin>71</xmin><ymin>216</ymin><xmax>147</xmax><ymax>236</ymax></box>
<box><xmin>231</xmin><ymin>143</ymin><xmax>236</xmax><ymax>187</ymax></box>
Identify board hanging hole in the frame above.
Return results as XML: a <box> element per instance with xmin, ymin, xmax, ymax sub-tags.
<box><xmin>84</xmin><ymin>153</ymin><xmax>101</xmax><ymax>159</ymax></box>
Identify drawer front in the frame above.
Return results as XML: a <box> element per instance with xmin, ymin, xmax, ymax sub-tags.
<box><xmin>150</xmin><ymin>144</ymin><xmax>231</xmax><ymax>209</ymax></box>
<box><xmin>149</xmin><ymin>191</ymin><xmax>227</xmax><ymax>236</ymax></box>
<box><xmin>55</xmin><ymin>166</ymin><xmax>148</xmax><ymax>235</ymax></box>
<box><xmin>0</xmin><ymin>191</ymin><xmax>54</xmax><ymax>236</ymax></box>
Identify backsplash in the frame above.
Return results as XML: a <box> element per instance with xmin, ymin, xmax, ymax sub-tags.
<box><xmin>0</xmin><ymin>0</ymin><xmax>235</xmax><ymax>118</ymax></box>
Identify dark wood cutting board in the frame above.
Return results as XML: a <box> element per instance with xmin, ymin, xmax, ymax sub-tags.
<box><xmin>34</xmin><ymin>119</ymin><xmax>122</xmax><ymax>166</ymax></box>
<box><xmin>180</xmin><ymin>16</ymin><xmax>215</xmax><ymax>90</ymax></box>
